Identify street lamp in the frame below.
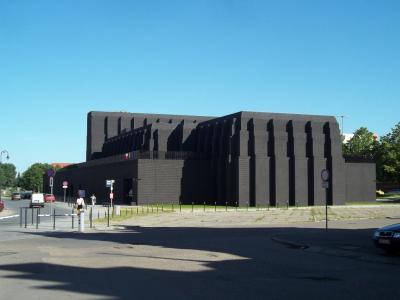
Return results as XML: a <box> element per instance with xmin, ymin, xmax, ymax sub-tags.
<box><xmin>0</xmin><ymin>150</ymin><xmax>10</xmax><ymax>201</ymax></box>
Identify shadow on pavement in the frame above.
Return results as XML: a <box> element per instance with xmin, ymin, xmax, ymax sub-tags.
<box><xmin>0</xmin><ymin>226</ymin><xmax>399</xmax><ymax>300</ymax></box>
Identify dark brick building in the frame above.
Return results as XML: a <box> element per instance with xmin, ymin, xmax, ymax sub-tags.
<box><xmin>52</xmin><ymin>111</ymin><xmax>376</xmax><ymax>206</ymax></box>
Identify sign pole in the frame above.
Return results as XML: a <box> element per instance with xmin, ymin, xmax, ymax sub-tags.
<box><xmin>47</xmin><ymin>169</ymin><xmax>56</xmax><ymax>219</ymax></box>
<box><xmin>106</xmin><ymin>179</ymin><xmax>115</xmax><ymax>207</ymax></box>
<box><xmin>49</xmin><ymin>176</ymin><xmax>54</xmax><ymax>219</ymax></box>
<box><xmin>62</xmin><ymin>181</ymin><xmax>68</xmax><ymax>203</ymax></box>
<box><xmin>320</xmin><ymin>169</ymin><xmax>330</xmax><ymax>231</ymax></box>
<box><xmin>110</xmin><ymin>182</ymin><xmax>114</xmax><ymax>207</ymax></box>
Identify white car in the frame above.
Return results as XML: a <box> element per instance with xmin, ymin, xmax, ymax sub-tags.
<box><xmin>30</xmin><ymin>193</ymin><xmax>45</xmax><ymax>208</ymax></box>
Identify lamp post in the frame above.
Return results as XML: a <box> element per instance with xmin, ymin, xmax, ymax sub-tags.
<box><xmin>0</xmin><ymin>150</ymin><xmax>10</xmax><ymax>201</ymax></box>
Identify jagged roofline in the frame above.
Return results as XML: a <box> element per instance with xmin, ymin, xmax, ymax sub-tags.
<box><xmin>89</xmin><ymin>110</ymin><xmax>337</xmax><ymax>123</ymax></box>
<box><xmin>240</xmin><ymin>111</ymin><xmax>337</xmax><ymax>122</ymax></box>
<box><xmin>88</xmin><ymin>111</ymin><xmax>214</xmax><ymax>120</ymax></box>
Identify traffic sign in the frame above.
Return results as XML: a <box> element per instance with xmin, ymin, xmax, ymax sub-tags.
<box><xmin>110</xmin><ymin>192</ymin><xmax>114</xmax><ymax>199</ymax></box>
<box><xmin>63</xmin><ymin>181</ymin><xmax>68</xmax><ymax>186</ymax></box>
<box><xmin>321</xmin><ymin>169</ymin><xmax>329</xmax><ymax>182</ymax></box>
<box><xmin>47</xmin><ymin>169</ymin><xmax>56</xmax><ymax>178</ymax></box>
<box><xmin>106</xmin><ymin>179</ymin><xmax>115</xmax><ymax>187</ymax></box>
<box><xmin>49</xmin><ymin>177</ymin><xmax>54</xmax><ymax>187</ymax></box>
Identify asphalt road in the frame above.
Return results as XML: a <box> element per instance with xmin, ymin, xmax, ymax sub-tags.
<box><xmin>0</xmin><ymin>215</ymin><xmax>399</xmax><ymax>300</ymax></box>
<box><xmin>0</xmin><ymin>198</ymin><xmax>77</xmax><ymax>241</ymax></box>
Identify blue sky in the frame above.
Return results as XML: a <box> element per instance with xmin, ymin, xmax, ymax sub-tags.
<box><xmin>0</xmin><ymin>0</ymin><xmax>399</xmax><ymax>173</ymax></box>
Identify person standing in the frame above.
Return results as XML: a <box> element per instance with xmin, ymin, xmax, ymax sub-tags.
<box><xmin>90</xmin><ymin>194</ymin><xmax>96</xmax><ymax>206</ymax></box>
<box><xmin>76</xmin><ymin>196</ymin><xmax>86</xmax><ymax>215</ymax></box>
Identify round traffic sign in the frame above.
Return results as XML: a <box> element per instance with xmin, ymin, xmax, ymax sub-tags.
<box><xmin>321</xmin><ymin>169</ymin><xmax>329</xmax><ymax>181</ymax></box>
<box><xmin>63</xmin><ymin>181</ymin><xmax>68</xmax><ymax>186</ymax></box>
<box><xmin>47</xmin><ymin>169</ymin><xmax>56</xmax><ymax>177</ymax></box>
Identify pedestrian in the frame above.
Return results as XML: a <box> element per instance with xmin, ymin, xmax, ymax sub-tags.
<box><xmin>76</xmin><ymin>196</ymin><xmax>86</xmax><ymax>216</ymax></box>
<box><xmin>90</xmin><ymin>194</ymin><xmax>96</xmax><ymax>206</ymax></box>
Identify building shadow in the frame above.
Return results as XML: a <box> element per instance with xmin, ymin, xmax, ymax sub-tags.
<box><xmin>0</xmin><ymin>226</ymin><xmax>399</xmax><ymax>300</ymax></box>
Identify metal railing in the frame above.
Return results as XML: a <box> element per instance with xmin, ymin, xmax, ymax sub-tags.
<box><xmin>61</xmin><ymin>151</ymin><xmax>210</xmax><ymax>170</ymax></box>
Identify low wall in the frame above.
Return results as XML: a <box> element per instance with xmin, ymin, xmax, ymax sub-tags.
<box><xmin>345</xmin><ymin>163</ymin><xmax>376</xmax><ymax>202</ymax></box>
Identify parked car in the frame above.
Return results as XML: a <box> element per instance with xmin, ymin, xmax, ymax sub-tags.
<box><xmin>21</xmin><ymin>191</ymin><xmax>32</xmax><ymax>199</ymax></box>
<box><xmin>11</xmin><ymin>192</ymin><xmax>22</xmax><ymax>200</ymax></box>
<box><xmin>0</xmin><ymin>200</ymin><xmax>4</xmax><ymax>212</ymax></box>
<box><xmin>30</xmin><ymin>193</ymin><xmax>45</xmax><ymax>208</ymax></box>
<box><xmin>44</xmin><ymin>194</ymin><xmax>55</xmax><ymax>203</ymax></box>
<box><xmin>373</xmin><ymin>223</ymin><xmax>400</xmax><ymax>253</ymax></box>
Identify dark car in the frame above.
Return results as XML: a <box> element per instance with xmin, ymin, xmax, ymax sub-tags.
<box><xmin>21</xmin><ymin>191</ymin><xmax>32</xmax><ymax>200</ymax></box>
<box><xmin>373</xmin><ymin>223</ymin><xmax>400</xmax><ymax>253</ymax></box>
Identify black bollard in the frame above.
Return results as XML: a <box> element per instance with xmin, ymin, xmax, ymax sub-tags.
<box><xmin>53</xmin><ymin>209</ymin><xmax>56</xmax><ymax>230</ymax></box>
<box><xmin>90</xmin><ymin>207</ymin><xmax>93</xmax><ymax>228</ymax></box>
<box><xmin>36</xmin><ymin>208</ymin><xmax>39</xmax><ymax>229</ymax></box>
<box><xmin>107</xmin><ymin>206</ymin><xmax>110</xmax><ymax>227</ymax></box>
<box><xmin>72</xmin><ymin>208</ymin><xmax>74</xmax><ymax>229</ymax></box>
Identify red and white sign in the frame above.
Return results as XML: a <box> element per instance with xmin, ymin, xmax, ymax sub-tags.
<box><xmin>110</xmin><ymin>193</ymin><xmax>114</xmax><ymax>199</ymax></box>
<box><xmin>62</xmin><ymin>181</ymin><xmax>68</xmax><ymax>189</ymax></box>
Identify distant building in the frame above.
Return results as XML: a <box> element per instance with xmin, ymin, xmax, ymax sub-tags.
<box><xmin>343</xmin><ymin>133</ymin><xmax>354</xmax><ymax>144</ymax></box>
<box><xmin>51</xmin><ymin>163</ymin><xmax>73</xmax><ymax>169</ymax></box>
<box><xmin>52</xmin><ymin>111</ymin><xmax>376</xmax><ymax>205</ymax></box>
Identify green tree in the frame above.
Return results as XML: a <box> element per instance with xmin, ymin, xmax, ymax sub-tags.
<box><xmin>0</xmin><ymin>163</ymin><xmax>17</xmax><ymax>188</ymax></box>
<box><xmin>375</xmin><ymin>122</ymin><xmax>400</xmax><ymax>183</ymax></box>
<box><xmin>342</xmin><ymin>127</ymin><xmax>377</xmax><ymax>160</ymax></box>
<box><xmin>20</xmin><ymin>163</ymin><xmax>52</xmax><ymax>192</ymax></box>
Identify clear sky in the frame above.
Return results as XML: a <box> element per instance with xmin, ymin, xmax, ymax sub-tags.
<box><xmin>1</xmin><ymin>0</ymin><xmax>399</xmax><ymax>173</ymax></box>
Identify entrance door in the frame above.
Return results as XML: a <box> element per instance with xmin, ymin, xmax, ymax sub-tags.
<box><xmin>123</xmin><ymin>178</ymin><xmax>134</xmax><ymax>205</ymax></box>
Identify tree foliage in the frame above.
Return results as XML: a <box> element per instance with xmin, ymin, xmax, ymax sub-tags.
<box><xmin>344</xmin><ymin>122</ymin><xmax>400</xmax><ymax>183</ymax></box>
<box><xmin>20</xmin><ymin>163</ymin><xmax>52</xmax><ymax>192</ymax></box>
<box><xmin>0</xmin><ymin>163</ymin><xmax>17</xmax><ymax>188</ymax></box>
<box><xmin>342</xmin><ymin>127</ymin><xmax>377</xmax><ymax>160</ymax></box>
<box><xmin>375</xmin><ymin>122</ymin><xmax>400</xmax><ymax>183</ymax></box>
